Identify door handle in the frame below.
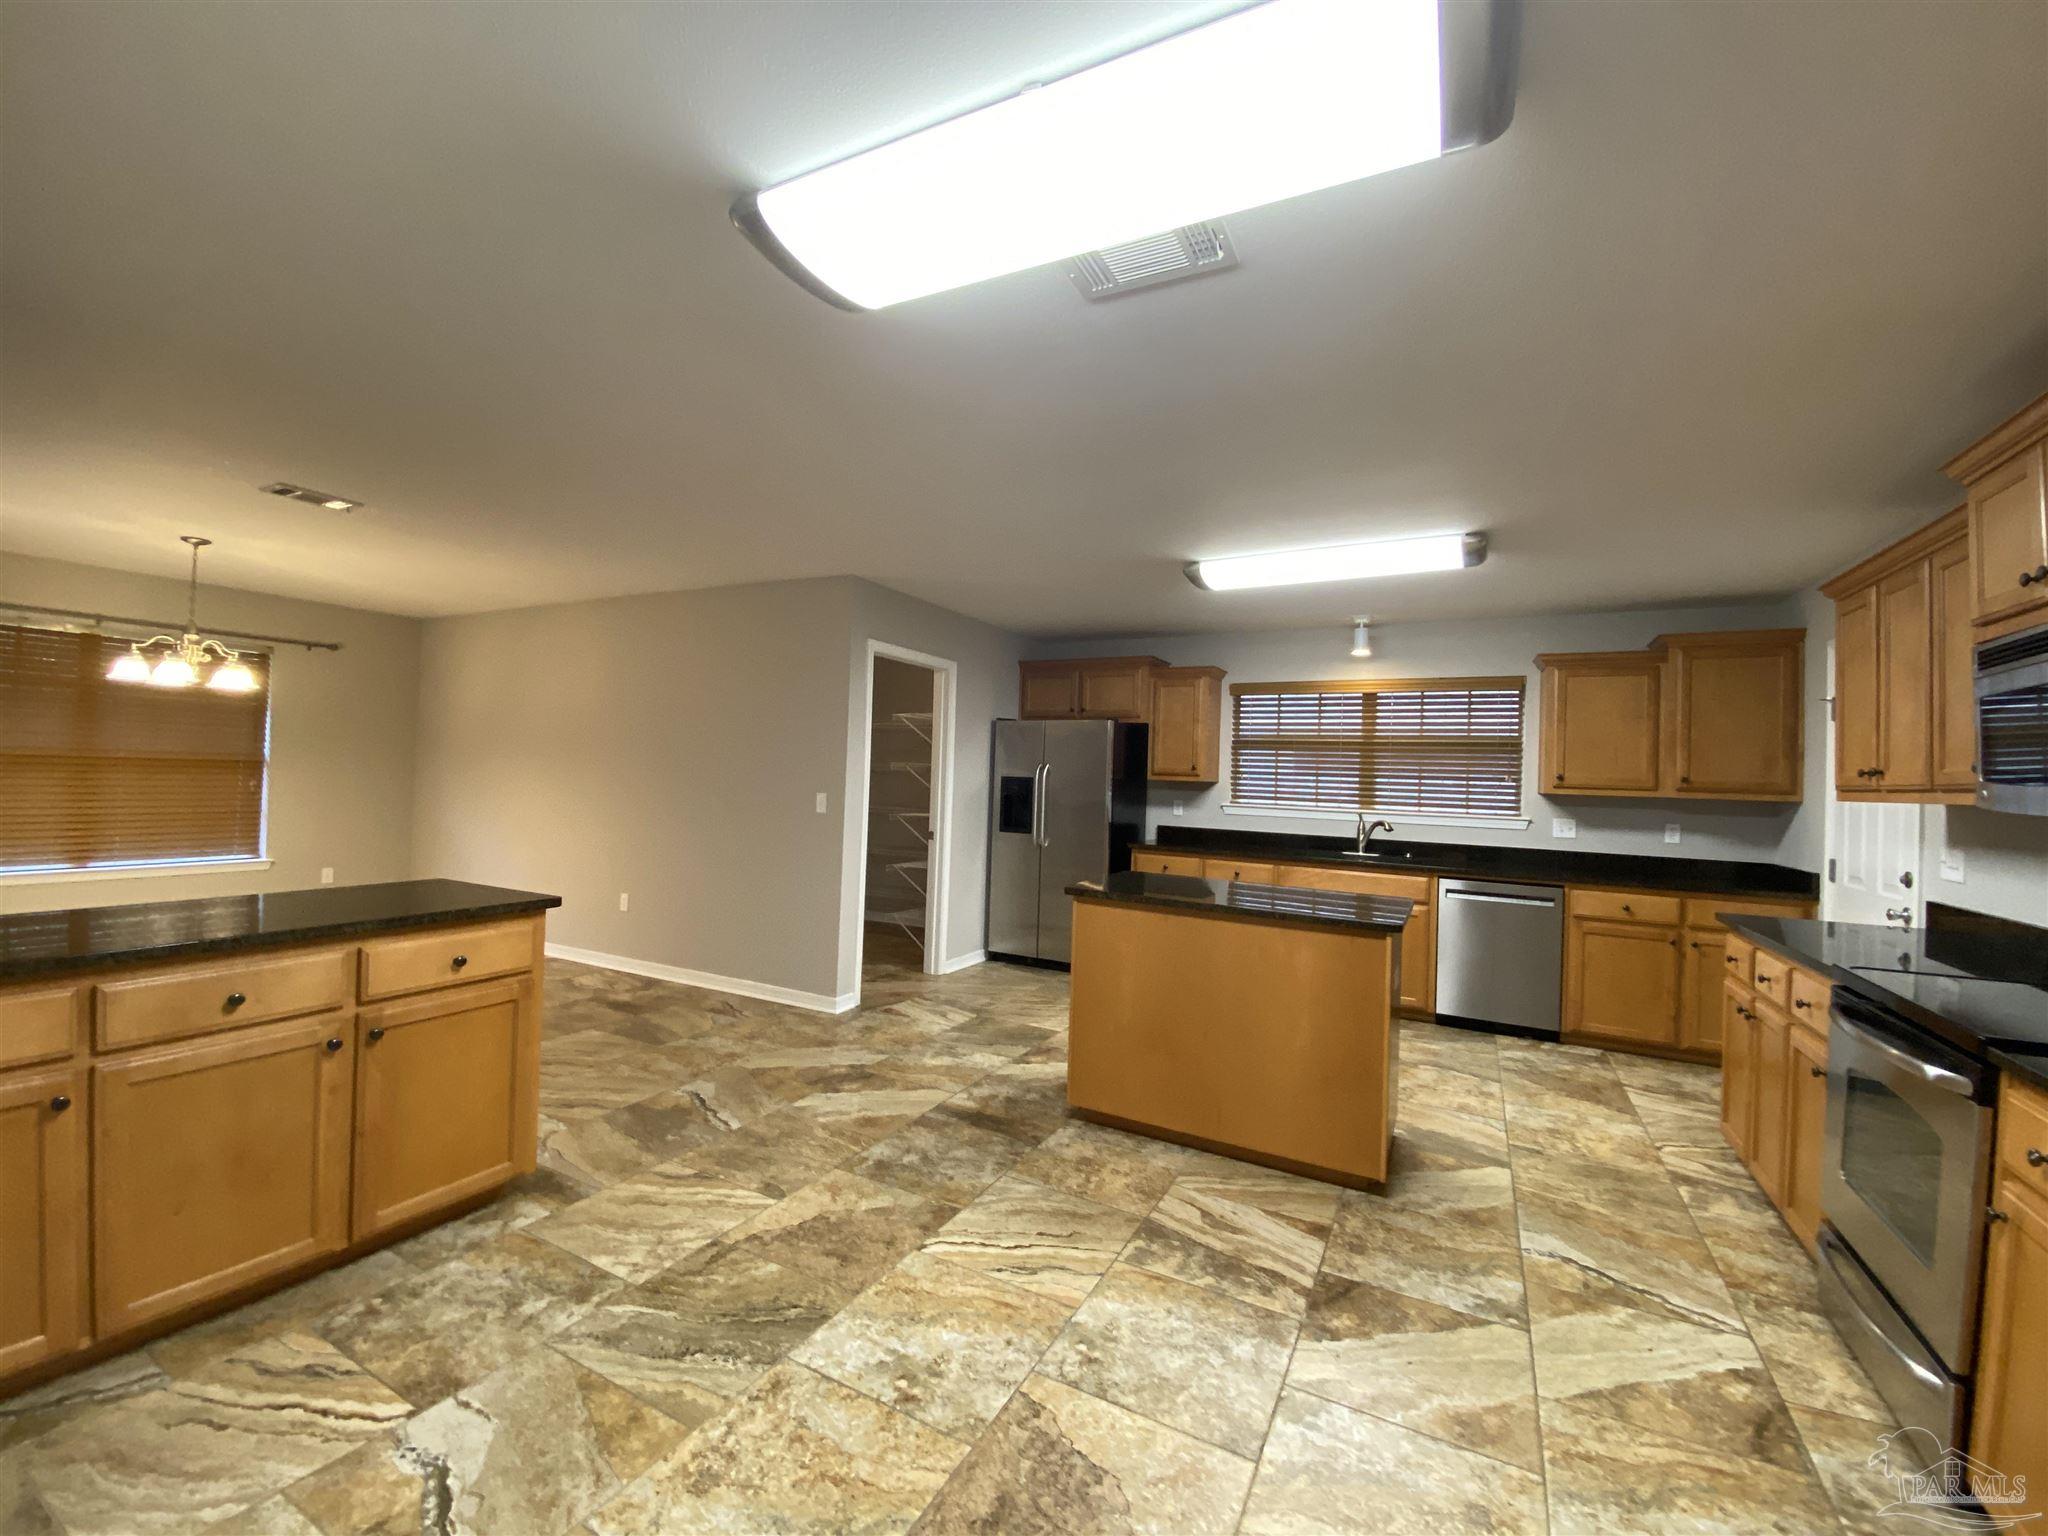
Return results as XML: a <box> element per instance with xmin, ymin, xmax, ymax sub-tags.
<box><xmin>1834</xmin><ymin>1015</ymin><xmax>1973</xmax><ymax>1096</ymax></box>
<box><xmin>1033</xmin><ymin>763</ymin><xmax>1050</xmax><ymax>847</ymax></box>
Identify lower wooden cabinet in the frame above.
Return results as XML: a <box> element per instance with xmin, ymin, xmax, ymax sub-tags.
<box><xmin>1564</xmin><ymin>909</ymin><xmax>1682</xmax><ymax>1047</ymax></box>
<box><xmin>354</xmin><ymin>977</ymin><xmax>538</xmax><ymax>1240</ymax></box>
<box><xmin>1783</xmin><ymin>1023</ymin><xmax>1828</xmax><ymax>1248</ymax></box>
<box><xmin>1972</xmin><ymin>1170</ymin><xmax>2048</xmax><ymax>1526</ymax></box>
<box><xmin>92</xmin><ymin>1016</ymin><xmax>354</xmax><ymax>1336</ymax></box>
<box><xmin>1681</xmin><ymin>930</ymin><xmax>1729</xmax><ymax>1051</ymax></box>
<box><xmin>0</xmin><ymin>1067</ymin><xmax>87</xmax><ymax>1376</ymax></box>
<box><xmin>1721</xmin><ymin>942</ymin><xmax>1830</xmax><ymax>1253</ymax></box>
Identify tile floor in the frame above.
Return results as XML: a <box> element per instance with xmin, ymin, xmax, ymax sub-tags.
<box><xmin>0</xmin><ymin>936</ymin><xmax>1908</xmax><ymax>1535</ymax></box>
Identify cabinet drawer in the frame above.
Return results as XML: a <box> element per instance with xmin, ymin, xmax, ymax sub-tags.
<box><xmin>0</xmin><ymin>985</ymin><xmax>81</xmax><ymax>1071</ymax></box>
<box><xmin>1749</xmin><ymin>947</ymin><xmax>1793</xmax><ymax>1006</ymax></box>
<box><xmin>1203</xmin><ymin>860</ymin><xmax>1276</xmax><ymax>885</ymax></box>
<box><xmin>1271</xmin><ymin>864</ymin><xmax>1432</xmax><ymax>904</ymax></box>
<box><xmin>359</xmin><ymin>921</ymin><xmax>535</xmax><ymax>1001</ymax></box>
<box><xmin>1131</xmin><ymin>851</ymin><xmax>1205</xmax><ymax>876</ymax></box>
<box><xmin>1680</xmin><ymin>896</ymin><xmax>1813</xmax><ymax>928</ymax></box>
<box><xmin>1569</xmin><ymin>889</ymin><xmax>1681</xmax><ymax>925</ymax></box>
<box><xmin>1788</xmin><ymin>967</ymin><xmax>1832</xmax><ymax>1029</ymax></box>
<box><xmin>1997</xmin><ymin>1077</ymin><xmax>2048</xmax><ymax>1189</ymax></box>
<box><xmin>95</xmin><ymin>948</ymin><xmax>351</xmax><ymax>1052</ymax></box>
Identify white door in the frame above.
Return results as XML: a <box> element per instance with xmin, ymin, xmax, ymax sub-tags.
<box><xmin>1824</xmin><ymin>641</ymin><xmax>1923</xmax><ymax>927</ymax></box>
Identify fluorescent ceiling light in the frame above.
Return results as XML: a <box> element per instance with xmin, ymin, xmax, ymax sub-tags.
<box><xmin>1186</xmin><ymin>532</ymin><xmax>1487</xmax><ymax>592</ymax></box>
<box><xmin>734</xmin><ymin>0</ymin><xmax>1519</xmax><ymax>310</ymax></box>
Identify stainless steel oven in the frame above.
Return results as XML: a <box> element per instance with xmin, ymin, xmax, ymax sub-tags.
<box><xmin>1819</xmin><ymin>988</ymin><xmax>1994</xmax><ymax>1441</ymax></box>
<box><xmin>1975</xmin><ymin>621</ymin><xmax>2048</xmax><ymax>815</ymax></box>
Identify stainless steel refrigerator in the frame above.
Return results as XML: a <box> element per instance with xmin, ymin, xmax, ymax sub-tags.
<box><xmin>987</xmin><ymin>719</ymin><xmax>1148</xmax><ymax>966</ymax></box>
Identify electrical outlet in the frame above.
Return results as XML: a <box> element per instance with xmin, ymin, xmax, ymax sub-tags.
<box><xmin>815</xmin><ymin>792</ymin><xmax>828</xmax><ymax>814</ymax></box>
<box><xmin>618</xmin><ymin>892</ymin><xmax>630</xmax><ymax>912</ymax></box>
<box><xmin>1939</xmin><ymin>851</ymin><xmax>1965</xmax><ymax>884</ymax></box>
<box><xmin>320</xmin><ymin>866</ymin><xmax>334</xmax><ymax>884</ymax></box>
<box><xmin>1551</xmin><ymin>816</ymin><xmax>1577</xmax><ymax>840</ymax></box>
<box><xmin>1664</xmin><ymin>823</ymin><xmax>1681</xmax><ymax>845</ymax></box>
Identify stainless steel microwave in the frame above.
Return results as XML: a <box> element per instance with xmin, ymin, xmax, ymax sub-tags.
<box><xmin>1975</xmin><ymin>622</ymin><xmax>2048</xmax><ymax>814</ymax></box>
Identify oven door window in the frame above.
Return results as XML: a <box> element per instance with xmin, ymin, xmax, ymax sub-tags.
<box><xmin>1840</xmin><ymin>1069</ymin><xmax>1944</xmax><ymax>1265</ymax></box>
<box><xmin>1979</xmin><ymin>677</ymin><xmax>2048</xmax><ymax>788</ymax></box>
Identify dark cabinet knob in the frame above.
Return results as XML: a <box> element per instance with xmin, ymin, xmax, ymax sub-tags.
<box><xmin>1988</xmin><ymin>1207</ymin><xmax>2010</xmax><ymax>1223</ymax></box>
<box><xmin>2036</xmin><ymin>565</ymin><xmax>2048</xmax><ymax>582</ymax></box>
<box><xmin>2028</xmin><ymin>1148</ymin><xmax>2046</xmax><ymax>1168</ymax></box>
<box><xmin>1554</xmin><ymin>773</ymin><xmax>1563</xmax><ymax>784</ymax></box>
<box><xmin>2022</xmin><ymin>570</ymin><xmax>2040</xmax><ymax>587</ymax></box>
<box><xmin>49</xmin><ymin>1094</ymin><xmax>71</xmax><ymax>1113</ymax></box>
<box><xmin>1794</xmin><ymin>998</ymin><xmax>1811</xmax><ymax>1010</ymax></box>
<box><xmin>367</xmin><ymin>1027</ymin><xmax>386</xmax><ymax>1044</ymax></box>
<box><xmin>225</xmin><ymin>992</ymin><xmax>247</xmax><ymax>1010</ymax></box>
<box><xmin>451</xmin><ymin>954</ymin><xmax>468</xmax><ymax>970</ymax></box>
<box><xmin>1809</xmin><ymin>1065</ymin><xmax>1825</xmax><ymax>1078</ymax></box>
<box><xmin>325</xmin><ymin>1037</ymin><xmax>344</xmax><ymax>1052</ymax></box>
<box><xmin>1679</xmin><ymin>775</ymin><xmax>1691</xmax><ymax>785</ymax></box>
<box><xmin>1621</xmin><ymin>903</ymin><xmax>1632</xmax><ymax>914</ymax></box>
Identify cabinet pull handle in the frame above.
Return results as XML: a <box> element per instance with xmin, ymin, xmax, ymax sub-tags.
<box><xmin>49</xmin><ymin>1094</ymin><xmax>71</xmax><ymax>1113</ymax></box>
<box><xmin>1988</xmin><ymin>1207</ymin><xmax>2009</xmax><ymax>1222</ymax></box>
<box><xmin>325</xmin><ymin>1037</ymin><xmax>344</xmax><ymax>1052</ymax></box>
<box><xmin>1809</xmin><ymin>1065</ymin><xmax>1825</xmax><ymax>1078</ymax></box>
<box><xmin>1554</xmin><ymin>773</ymin><xmax>1564</xmax><ymax>784</ymax></box>
<box><xmin>367</xmin><ymin>1027</ymin><xmax>386</xmax><ymax>1044</ymax></box>
<box><xmin>224</xmin><ymin>991</ymin><xmax>247</xmax><ymax>1010</ymax></box>
<box><xmin>2028</xmin><ymin>1148</ymin><xmax>2046</xmax><ymax>1168</ymax></box>
<box><xmin>1621</xmin><ymin>903</ymin><xmax>1632</xmax><ymax>914</ymax></box>
<box><xmin>1794</xmin><ymin>998</ymin><xmax>1811</xmax><ymax>1009</ymax></box>
<box><xmin>2022</xmin><ymin>570</ymin><xmax>2040</xmax><ymax>588</ymax></box>
<box><xmin>451</xmin><ymin>954</ymin><xmax>469</xmax><ymax>970</ymax></box>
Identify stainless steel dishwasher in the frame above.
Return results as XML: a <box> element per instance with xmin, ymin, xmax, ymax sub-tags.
<box><xmin>1434</xmin><ymin>878</ymin><xmax>1565</xmax><ymax>1037</ymax></box>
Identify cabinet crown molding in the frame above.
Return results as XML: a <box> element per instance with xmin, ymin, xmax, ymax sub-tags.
<box><xmin>1819</xmin><ymin>505</ymin><xmax>1969</xmax><ymax>598</ymax></box>
<box><xmin>1942</xmin><ymin>389</ymin><xmax>2048</xmax><ymax>484</ymax></box>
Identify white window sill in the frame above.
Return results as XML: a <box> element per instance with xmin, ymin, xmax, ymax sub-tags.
<box><xmin>1222</xmin><ymin>805</ymin><xmax>1531</xmax><ymax>832</ymax></box>
<box><xmin>0</xmin><ymin>858</ymin><xmax>273</xmax><ymax>887</ymax></box>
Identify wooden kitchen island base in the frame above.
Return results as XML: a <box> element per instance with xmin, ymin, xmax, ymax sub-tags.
<box><xmin>1065</xmin><ymin>874</ymin><xmax>1407</xmax><ymax>1188</ymax></box>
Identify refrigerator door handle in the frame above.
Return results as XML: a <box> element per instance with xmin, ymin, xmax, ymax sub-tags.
<box><xmin>1035</xmin><ymin>763</ymin><xmax>1050</xmax><ymax>846</ymax></box>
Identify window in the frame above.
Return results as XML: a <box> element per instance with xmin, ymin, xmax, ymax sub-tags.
<box><xmin>1229</xmin><ymin>676</ymin><xmax>1524</xmax><ymax>819</ymax></box>
<box><xmin>0</xmin><ymin>625</ymin><xmax>271</xmax><ymax>873</ymax></box>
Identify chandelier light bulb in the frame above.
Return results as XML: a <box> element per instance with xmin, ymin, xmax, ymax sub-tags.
<box><xmin>106</xmin><ymin>650</ymin><xmax>152</xmax><ymax>683</ymax></box>
<box><xmin>149</xmin><ymin>654</ymin><xmax>198</xmax><ymax>688</ymax></box>
<box><xmin>207</xmin><ymin>660</ymin><xmax>258</xmax><ymax>693</ymax></box>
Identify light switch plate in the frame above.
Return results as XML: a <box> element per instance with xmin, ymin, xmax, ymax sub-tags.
<box><xmin>815</xmin><ymin>792</ymin><xmax>828</xmax><ymax>814</ymax></box>
<box><xmin>1552</xmin><ymin>817</ymin><xmax>1577</xmax><ymax>839</ymax></box>
<box><xmin>320</xmin><ymin>866</ymin><xmax>334</xmax><ymax>884</ymax></box>
<box><xmin>1172</xmin><ymin>800</ymin><xmax>1185</xmax><ymax>816</ymax></box>
<box><xmin>1939</xmin><ymin>851</ymin><xmax>1965</xmax><ymax>884</ymax></box>
<box><xmin>1664</xmin><ymin>823</ymin><xmax>1681</xmax><ymax>845</ymax></box>
<box><xmin>619</xmin><ymin>892</ymin><xmax>630</xmax><ymax>911</ymax></box>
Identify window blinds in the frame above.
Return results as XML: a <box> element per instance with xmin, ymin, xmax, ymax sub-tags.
<box><xmin>1229</xmin><ymin>677</ymin><xmax>1524</xmax><ymax>818</ymax></box>
<box><xmin>0</xmin><ymin>625</ymin><xmax>270</xmax><ymax>871</ymax></box>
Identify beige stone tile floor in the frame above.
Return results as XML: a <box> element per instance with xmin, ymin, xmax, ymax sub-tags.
<box><xmin>0</xmin><ymin>934</ymin><xmax>1907</xmax><ymax>1535</ymax></box>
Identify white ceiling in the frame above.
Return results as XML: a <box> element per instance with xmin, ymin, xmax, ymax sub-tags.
<box><xmin>1</xmin><ymin>1</ymin><xmax>2043</xmax><ymax>638</ymax></box>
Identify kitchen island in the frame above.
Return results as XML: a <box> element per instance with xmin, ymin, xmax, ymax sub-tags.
<box><xmin>0</xmin><ymin>879</ymin><xmax>560</xmax><ymax>1393</ymax></box>
<box><xmin>1065</xmin><ymin>870</ymin><xmax>1409</xmax><ymax>1188</ymax></box>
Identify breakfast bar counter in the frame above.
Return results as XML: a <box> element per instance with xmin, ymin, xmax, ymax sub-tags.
<box><xmin>1063</xmin><ymin>871</ymin><xmax>1409</xmax><ymax>1187</ymax></box>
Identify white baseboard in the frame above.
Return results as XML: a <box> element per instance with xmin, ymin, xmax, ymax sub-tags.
<box><xmin>935</xmin><ymin>948</ymin><xmax>987</xmax><ymax>975</ymax></box>
<box><xmin>545</xmin><ymin>943</ymin><xmax>859</xmax><ymax>1015</ymax></box>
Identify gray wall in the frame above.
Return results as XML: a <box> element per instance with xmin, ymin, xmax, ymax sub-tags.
<box><xmin>1031</xmin><ymin>600</ymin><xmax>1819</xmax><ymax>867</ymax></box>
<box><xmin>0</xmin><ymin>550</ymin><xmax>421</xmax><ymax>913</ymax></box>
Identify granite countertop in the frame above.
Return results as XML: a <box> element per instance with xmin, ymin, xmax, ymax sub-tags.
<box><xmin>1068</xmin><ymin>870</ymin><xmax>1412</xmax><ymax>935</ymax></box>
<box><xmin>0</xmin><ymin>879</ymin><xmax>563</xmax><ymax>980</ymax></box>
<box><xmin>1723</xmin><ymin>912</ymin><xmax>2048</xmax><ymax>1061</ymax></box>
<box><xmin>1140</xmin><ymin>828</ymin><xmax>1818</xmax><ymax>901</ymax></box>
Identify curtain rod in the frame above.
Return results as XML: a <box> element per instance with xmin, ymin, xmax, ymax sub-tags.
<box><xmin>0</xmin><ymin>601</ymin><xmax>344</xmax><ymax>652</ymax></box>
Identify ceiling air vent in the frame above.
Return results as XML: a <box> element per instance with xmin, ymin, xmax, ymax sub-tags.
<box><xmin>260</xmin><ymin>482</ymin><xmax>361</xmax><ymax>512</ymax></box>
<box><xmin>1066</xmin><ymin>221</ymin><xmax>1238</xmax><ymax>301</ymax></box>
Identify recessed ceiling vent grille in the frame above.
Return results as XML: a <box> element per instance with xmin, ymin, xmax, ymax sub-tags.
<box><xmin>260</xmin><ymin>482</ymin><xmax>361</xmax><ymax>512</ymax></box>
<box><xmin>1066</xmin><ymin>221</ymin><xmax>1238</xmax><ymax>300</ymax></box>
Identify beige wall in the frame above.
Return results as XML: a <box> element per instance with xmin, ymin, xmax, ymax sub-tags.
<box><xmin>0</xmin><ymin>551</ymin><xmax>422</xmax><ymax>913</ymax></box>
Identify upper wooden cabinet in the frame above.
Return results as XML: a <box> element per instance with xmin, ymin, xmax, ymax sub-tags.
<box><xmin>1944</xmin><ymin>392</ymin><xmax>2048</xmax><ymax>634</ymax></box>
<box><xmin>1822</xmin><ymin>508</ymin><xmax>1976</xmax><ymax>803</ymax></box>
<box><xmin>1019</xmin><ymin>657</ymin><xmax>1166</xmax><ymax>722</ymax></box>
<box><xmin>1536</xmin><ymin>629</ymin><xmax>1803</xmax><ymax>801</ymax></box>
<box><xmin>1147</xmin><ymin>667</ymin><xmax>1225</xmax><ymax>783</ymax></box>
<box><xmin>1664</xmin><ymin>631</ymin><xmax>1803</xmax><ymax>798</ymax></box>
<box><xmin>1538</xmin><ymin>654</ymin><xmax>1662</xmax><ymax>793</ymax></box>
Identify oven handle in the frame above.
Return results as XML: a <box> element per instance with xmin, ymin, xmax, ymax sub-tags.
<box><xmin>1833</xmin><ymin>1012</ymin><xmax>1975</xmax><ymax>1097</ymax></box>
<box><xmin>1816</xmin><ymin>1230</ymin><xmax>1947</xmax><ymax>1393</ymax></box>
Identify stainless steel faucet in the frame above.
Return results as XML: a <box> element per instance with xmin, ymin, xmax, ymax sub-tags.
<box><xmin>1356</xmin><ymin>815</ymin><xmax>1395</xmax><ymax>853</ymax></box>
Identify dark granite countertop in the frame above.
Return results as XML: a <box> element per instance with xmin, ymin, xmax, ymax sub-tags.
<box><xmin>1142</xmin><ymin>827</ymin><xmax>1818</xmax><ymax>901</ymax></box>
<box><xmin>1068</xmin><ymin>871</ymin><xmax>1412</xmax><ymax>935</ymax></box>
<box><xmin>1724</xmin><ymin>910</ymin><xmax>2048</xmax><ymax>1060</ymax></box>
<box><xmin>0</xmin><ymin>879</ymin><xmax>562</xmax><ymax>980</ymax></box>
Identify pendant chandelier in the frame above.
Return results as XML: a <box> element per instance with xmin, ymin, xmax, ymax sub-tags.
<box><xmin>105</xmin><ymin>536</ymin><xmax>262</xmax><ymax>693</ymax></box>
